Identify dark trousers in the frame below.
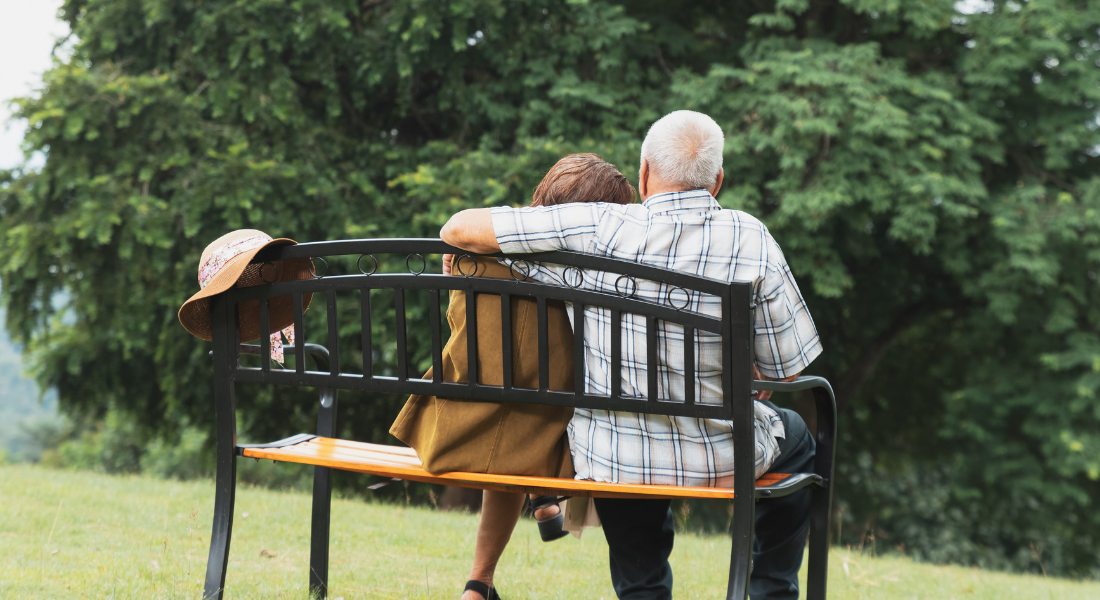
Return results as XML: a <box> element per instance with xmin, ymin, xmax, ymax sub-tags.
<box><xmin>594</xmin><ymin>408</ymin><xmax>816</xmax><ymax>600</ymax></box>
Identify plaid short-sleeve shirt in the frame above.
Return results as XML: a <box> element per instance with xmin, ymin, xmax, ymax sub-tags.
<box><xmin>491</xmin><ymin>190</ymin><xmax>822</xmax><ymax>486</ymax></box>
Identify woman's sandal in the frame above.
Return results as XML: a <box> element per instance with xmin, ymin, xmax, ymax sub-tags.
<box><xmin>464</xmin><ymin>579</ymin><xmax>502</xmax><ymax>600</ymax></box>
<box><xmin>531</xmin><ymin>495</ymin><xmax>570</xmax><ymax>542</ymax></box>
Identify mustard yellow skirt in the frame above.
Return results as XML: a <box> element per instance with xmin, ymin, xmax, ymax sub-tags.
<box><xmin>389</xmin><ymin>259</ymin><xmax>575</xmax><ymax>479</ymax></box>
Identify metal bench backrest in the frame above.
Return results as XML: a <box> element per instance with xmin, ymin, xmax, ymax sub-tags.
<box><xmin>210</xmin><ymin>239</ymin><xmax>756</xmax><ymax>483</ymax></box>
<box><xmin>215</xmin><ymin>238</ymin><xmax>754</xmax><ymax>414</ymax></box>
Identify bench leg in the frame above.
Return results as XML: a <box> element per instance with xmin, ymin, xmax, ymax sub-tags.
<box><xmin>204</xmin><ymin>295</ymin><xmax>240</xmax><ymax>600</ymax></box>
<box><xmin>309</xmin><ymin>385</ymin><xmax>338</xmax><ymax>599</ymax></box>
<box><xmin>806</xmin><ymin>386</ymin><xmax>836</xmax><ymax>600</ymax></box>
<box><xmin>726</xmin><ymin>492</ymin><xmax>755</xmax><ymax>599</ymax></box>
<box><xmin>805</xmin><ymin>485</ymin><xmax>830</xmax><ymax>600</ymax></box>
<box><xmin>309</xmin><ymin>464</ymin><xmax>334</xmax><ymax>599</ymax></box>
<box><xmin>202</xmin><ymin>453</ymin><xmax>237</xmax><ymax>600</ymax></box>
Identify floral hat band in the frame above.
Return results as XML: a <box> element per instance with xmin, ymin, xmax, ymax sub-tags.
<box><xmin>197</xmin><ymin>234</ymin><xmax>274</xmax><ymax>289</ymax></box>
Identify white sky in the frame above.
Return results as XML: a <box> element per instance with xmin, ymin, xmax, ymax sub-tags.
<box><xmin>0</xmin><ymin>1</ymin><xmax>69</xmax><ymax>170</ymax></box>
<box><xmin>954</xmin><ymin>0</ymin><xmax>995</xmax><ymax>14</ymax></box>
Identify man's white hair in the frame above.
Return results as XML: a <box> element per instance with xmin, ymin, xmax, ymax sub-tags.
<box><xmin>640</xmin><ymin>110</ymin><xmax>724</xmax><ymax>190</ymax></box>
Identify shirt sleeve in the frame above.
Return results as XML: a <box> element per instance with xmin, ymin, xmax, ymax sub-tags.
<box><xmin>490</xmin><ymin>204</ymin><xmax>604</xmax><ymax>254</ymax></box>
<box><xmin>753</xmin><ymin>236</ymin><xmax>823</xmax><ymax>379</ymax></box>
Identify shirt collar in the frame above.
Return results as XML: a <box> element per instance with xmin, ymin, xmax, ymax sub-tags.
<box><xmin>641</xmin><ymin>189</ymin><xmax>722</xmax><ymax>214</ymax></box>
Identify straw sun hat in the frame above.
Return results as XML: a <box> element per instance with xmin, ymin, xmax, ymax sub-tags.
<box><xmin>178</xmin><ymin>229</ymin><xmax>314</xmax><ymax>362</ymax></box>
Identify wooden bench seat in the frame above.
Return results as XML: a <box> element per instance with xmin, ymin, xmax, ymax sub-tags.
<box><xmin>238</xmin><ymin>434</ymin><xmax>822</xmax><ymax>501</ymax></box>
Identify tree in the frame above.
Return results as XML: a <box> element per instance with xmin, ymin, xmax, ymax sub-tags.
<box><xmin>2</xmin><ymin>0</ymin><xmax>1099</xmax><ymax>576</ymax></box>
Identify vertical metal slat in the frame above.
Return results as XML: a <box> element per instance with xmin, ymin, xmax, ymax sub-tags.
<box><xmin>501</xmin><ymin>293</ymin><xmax>513</xmax><ymax>390</ymax></box>
<box><xmin>360</xmin><ymin>289</ymin><xmax>372</xmax><ymax>378</ymax></box>
<box><xmin>646</xmin><ymin>316</ymin><xmax>659</xmax><ymax>402</ymax></box>
<box><xmin>537</xmin><ymin>296</ymin><xmax>550</xmax><ymax>391</ymax></box>
<box><xmin>293</xmin><ymin>294</ymin><xmax>305</xmax><ymax>374</ymax></box>
<box><xmin>610</xmin><ymin>309</ymin><xmax>622</xmax><ymax>400</ymax></box>
<box><xmin>429</xmin><ymin>288</ymin><xmax>443</xmax><ymax>383</ymax></box>
<box><xmin>684</xmin><ymin>326</ymin><xmax>696</xmax><ymax>406</ymax></box>
<box><xmin>326</xmin><ymin>292</ymin><xmax>340</xmax><ymax>376</ymax></box>
<box><xmin>573</xmin><ymin>303</ymin><xmax>585</xmax><ymax>397</ymax></box>
<box><xmin>395</xmin><ymin>288</ymin><xmax>407</xmax><ymax>380</ymax></box>
<box><xmin>231</xmin><ymin>301</ymin><xmax>241</xmax><ymax>369</ymax></box>
<box><xmin>465</xmin><ymin>290</ymin><xmax>478</xmax><ymax>387</ymax></box>
<box><xmin>259</xmin><ymin>298</ymin><xmax>271</xmax><ymax>372</ymax></box>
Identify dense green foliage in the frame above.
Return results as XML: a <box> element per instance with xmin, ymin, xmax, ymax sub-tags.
<box><xmin>2</xmin><ymin>0</ymin><xmax>1100</xmax><ymax>576</ymax></box>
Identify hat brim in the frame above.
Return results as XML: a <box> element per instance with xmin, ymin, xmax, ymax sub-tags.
<box><xmin>178</xmin><ymin>238</ymin><xmax>314</xmax><ymax>342</ymax></box>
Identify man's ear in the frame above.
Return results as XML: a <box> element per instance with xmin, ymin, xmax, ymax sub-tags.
<box><xmin>709</xmin><ymin>168</ymin><xmax>724</xmax><ymax>198</ymax></box>
<box><xmin>639</xmin><ymin>159</ymin><xmax>650</xmax><ymax>199</ymax></box>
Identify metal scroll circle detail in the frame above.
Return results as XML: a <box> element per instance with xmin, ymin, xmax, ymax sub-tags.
<box><xmin>309</xmin><ymin>257</ymin><xmax>327</xmax><ymax>279</ymax></box>
<box><xmin>563</xmin><ymin>266</ymin><xmax>584</xmax><ymax>289</ymax></box>
<box><xmin>406</xmin><ymin>253</ymin><xmax>426</xmax><ymax>275</ymax></box>
<box><xmin>357</xmin><ymin>254</ymin><xmax>378</xmax><ymax>276</ymax></box>
<box><xmin>667</xmin><ymin>286</ymin><xmax>691</xmax><ymax>311</ymax></box>
<box><xmin>614</xmin><ymin>274</ymin><xmax>638</xmax><ymax>298</ymax></box>
<box><xmin>509</xmin><ymin>259</ymin><xmax>532</xmax><ymax>282</ymax></box>
<box><xmin>259</xmin><ymin>262</ymin><xmax>279</xmax><ymax>284</ymax></box>
<box><xmin>454</xmin><ymin>254</ymin><xmax>478</xmax><ymax>278</ymax></box>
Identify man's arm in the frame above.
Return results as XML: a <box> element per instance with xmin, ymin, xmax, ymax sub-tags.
<box><xmin>752</xmin><ymin>364</ymin><xmax>800</xmax><ymax>401</ymax></box>
<box><xmin>443</xmin><ymin>203</ymin><xmax>605</xmax><ymax>257</ymax></box>
<box><xmin>752</xmin><ymin>236</ymin><xmax>823</xmax><ymax>381</ymax></box>
<box><xmin>440</xmin><ymin>208</ymin><xmax>501</xmax><ymax>254</ymax></box>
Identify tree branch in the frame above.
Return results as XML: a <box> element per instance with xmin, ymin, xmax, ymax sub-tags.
<box><xmin>799</xmin><ymin>133</ymin><xmax>832</xmax><ymax>190</ymax></box>
<box><xmin>655</xmin><ymin>45</ymin><xmax>674</xmax><ymax>80</ymax></box>
<box><xmin>1008</xmin><ymin>148</ymin><xmax>1079</xmax><ymax>194</ymax></box>
<box><xmin>834</xmin><ymin>301</ymin><xmax>929</xmax><ymax>413</ymax></box>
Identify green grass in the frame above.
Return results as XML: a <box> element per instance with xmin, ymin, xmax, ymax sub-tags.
<box><xmin>1</xmin><ymin>464</ymin><xmax>1096</xmax><ymax>599</ymax></box>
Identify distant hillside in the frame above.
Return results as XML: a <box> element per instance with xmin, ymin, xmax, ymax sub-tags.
<box><xmin>0</xmin><ymin>303</ymin><xmax>59</xmax><ymax>457</ymax></box>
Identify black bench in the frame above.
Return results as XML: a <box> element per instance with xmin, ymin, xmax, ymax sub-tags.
<box><xmin>199</xmin><ymin>238</ymin><xmax>837</xmax><ymax>600</ymax></box>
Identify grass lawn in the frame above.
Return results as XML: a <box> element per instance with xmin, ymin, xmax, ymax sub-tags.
<box><xmin>1</xmin><ymin>464</ymin><xmax>1096</xmax><ymax>599</ymax></box>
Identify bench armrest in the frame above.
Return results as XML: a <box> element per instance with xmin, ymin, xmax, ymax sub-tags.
<box><xmin>753</xmin><ymin>376</ymin><xmax>837</xmax><ymax>432</ymax></box>
<box><xmin>238</xmin><ymin>343</ymin><xmax>331</xmax><ymax>372</ymax></box>
<box><xmin>752</xmin><ymin>375</ymin><xmax>837</xmax><ymax>486</ymax></box>
<box><xmin>752</xmin><ymin>375</ymin><xmax>834</xmax><ymax>399</ymax></box>
<box><xmin>208</xmin><ymin>343</ymin><xmax>331</xmax><ymax>371</ymax></box>
<box><xmin>235</xmin><ymin>343</ymin><xmax>338</xmax><ymax>428</ymax></box>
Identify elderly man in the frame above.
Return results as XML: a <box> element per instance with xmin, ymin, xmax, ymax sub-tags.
<box><xmin>442</xmin><ymin>110</ymin><xmax>822</xmax><ymax>600</ymax></box>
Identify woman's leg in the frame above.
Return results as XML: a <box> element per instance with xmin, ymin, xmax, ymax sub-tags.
<box><xmin>462</xmin><ymin>490</ymin><xmax>527</xmax><ymax>600</ymax></box>
<box><xmin>530</xmin><ymin>494</ymin><xmax>560</xmax><ymax>520</ymax></box>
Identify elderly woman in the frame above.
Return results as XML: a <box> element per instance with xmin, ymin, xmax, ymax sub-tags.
<box><xmin>390</xmin><ymin>153</ymin><xmax>636</xmax><ymax>600</ymax></box>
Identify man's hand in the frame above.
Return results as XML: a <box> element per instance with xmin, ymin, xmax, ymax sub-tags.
<box><xmin>442</xmin><ymin>253</ymin><xmax>453</xmax><ymax>275</ymax></box>
<box><xmin>440</xmin><ymin>208</ymin><xmax>501</xmax><ymax>254</ymax></box>
<box><xmin>752</xmin><ymin>364</ymin><xmax>800</xmax><ymax>401</ymax></box>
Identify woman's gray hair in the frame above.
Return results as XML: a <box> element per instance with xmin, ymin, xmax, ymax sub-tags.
<box><xmin>640</xmin><ymin>110</ymin><xmax>724</xmax><ymax>190</ymax></box>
